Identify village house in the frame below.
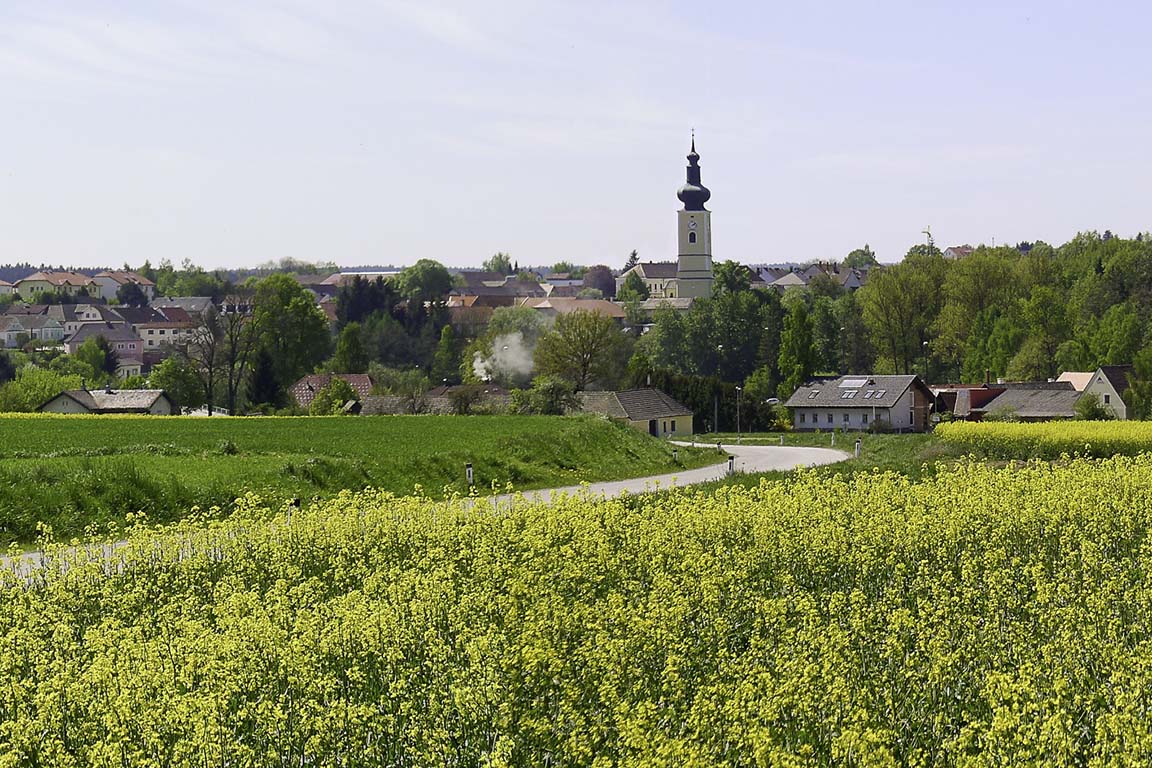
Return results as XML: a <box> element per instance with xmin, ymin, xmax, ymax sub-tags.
<box><xmin>92</xmin><ymin>271</ymin><xmax>156</xmax><ymax>303</ymax></box>
<box><xmin>14</xmin><ymin>271</ymin><xmax>97</xmax><ymax>298</ymax></box>
<box><xmin>0</xmin><ymin>315</ymin><xmax>65</xmax><ymax>347</ymax></box>
<box><xmin>786</xmin><ymin>374</ymin><xmax>936</xmax><ymax>432</ymax></box>
<box><xmin>1082</xmin><ymin>365</ymin><xmax>1135</xmax><ymax>419</ymax></box>
<box><xmin>578</xmin><ymin>388</ymin><xmax>694</xmax><ymax>437</ymax></box>
<box><xmin>514</xmin><ymin>297</ymin><xmax>627</xmax><ymax>322</ymax></box>
<box><xmin>0</xmin><ymin>280</ymin><xmax>12</xmax><ymax>296</ymax></box>
<box><xmin>38</xmin><ymin>388</ymin><xmax>176</xmax><ymax>415</ymax></box>
<box><xmin>615</xmin><ymin>262</ymin><xmax>679</xmax><ymax>299</ymax></box>
<box><xmin>290</xmin><ymin>373</ymin><xmax>376</xmax><ymax>411</ymax></box>
<box><xmin>46</xmin><ymin>304</ymin><xmax>122</xmax><ymax>335</ymax></box>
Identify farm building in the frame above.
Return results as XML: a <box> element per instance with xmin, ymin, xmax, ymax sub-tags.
<box><xmin>38</xmin><ymin>389</ymin><xmax>176</xmax><ymax>415</ymax></box>
<box><xmin>578</xmin><ymin>388</ymin><xmax>694</xmax><ymax>437</ymax></box>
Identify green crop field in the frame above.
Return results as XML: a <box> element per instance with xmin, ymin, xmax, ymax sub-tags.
<box><xmin>0</xmin><ymin>414</ymin><xmax>714</xmax><ymax>542</ymax></box>
<box><xmin>7</xmin><ymin>455</ymin><xmax>1152</xmax><ymax>764</ymax></box>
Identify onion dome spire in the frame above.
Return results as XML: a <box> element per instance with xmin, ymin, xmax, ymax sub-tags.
<box><xmin>677</xmin><ymin>133</ymin><xmax>711</xmax><ymax>211</ymax></box>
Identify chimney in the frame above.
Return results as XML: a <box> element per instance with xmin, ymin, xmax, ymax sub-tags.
<box><xmin>81</xmin><ymin>378</ymin><xmax>87</xmax><ymax>392</ymax></box>
<box><xmin>984</xmin><ymin>369</ymin><xmax>991</xmax><ymax>386</ymax></box>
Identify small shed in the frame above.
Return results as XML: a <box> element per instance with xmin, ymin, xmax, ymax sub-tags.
<box><xmin>38</xmin><ymin>389</ymin><xmax>176</xmax><ymax>415</ymax></box>
<box><xmin>579</xmin><ymin>388</ymin><xmax>694</xmax><ymax>437</ymax></box>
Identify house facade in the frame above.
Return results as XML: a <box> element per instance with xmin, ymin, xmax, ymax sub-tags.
<box><xmin>63</xmin><ymin>323</ymin><xmax>143</xmax><ymax>362</ymax></box>
<box><xmin>0</xmin><ymin>316</ymin><xmax>65</xmax><ymax>347</ymax></box>
<box><xmin>1083</xmin><ymin>365</ymin><xmax>1134</xmax><ymax>419</ymax></box>
<box><xmin>92</xmin><ymin>271</ymin><xmax>156</xmax><ymax>302</ymax></box>
<box><xmin>14</xmin><ymin>271</ymin><xmax>97</xmax><ymax>298</ymax></box>
<box><xmin>785</xmin><ymin>375</ymin><xmax>936</xmax><ymax>432</ymax></box>
<box><xmin>0</xmin><ymin>280</ymin><xmax>12</xmax><ymax>295</ymax></box>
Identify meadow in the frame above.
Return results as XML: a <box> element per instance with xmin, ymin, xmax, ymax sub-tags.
<box><xmin>0</xmin><ymin>414</ymin><xmax>713</xmax><ymax>542</ymax></box>
<box><xmin>6</xmin><ymin>455</ymin><xmax>1152</xmax><ymax>765</ymax></box>
<box><xmin>936</xmin><ymin>419</ymin><xmax>1152</xmax><ymax>458</ymax></box>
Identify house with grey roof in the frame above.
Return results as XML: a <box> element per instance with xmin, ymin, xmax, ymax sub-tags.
<box><xmin>615</xmin><ymin>262</ymin><xmax>680</xmax><ymax>300</ymax></box>
<box><xmin>785</xmin><ymin>374</ymin><xmax>936</xmax><ymax>432</ymax></box>
<box><xmin>578</xmin><ymin>388</ymin><xmax>694</xmax><ymax>437</ymax></box>
<box><xmin>1082</xmin><ymin>365</ymin><xmax>1134</xmax><ymax>419</ymax></box>
<box><xmin>976</xmin><ymin>384</ymin><xmax>1082</xmax><ymax>421</ymax></box>
<box><xmin>38</xmin><ymin>388</ymin><xmax>176</xmax><ymax>415</ymax></box>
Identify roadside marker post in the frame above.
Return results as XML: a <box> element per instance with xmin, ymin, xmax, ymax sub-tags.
<box><xmin>855</xmin><ymin>438</ymin><xmax>862</xmax><ymax>458</ymax></box>
<box><xmin>727</xmin><ymin>455</ymin><xmax>735</xmax><ymax>476</ymax></box>
<box><xmin>779</xmin><ymin>435</ymin><xmax>784</xmax><ymax>446</ymax></box>
<box><xmin>672</xmin><ymin>447</ymin><xmax>678</xmax><ymax>463</ymax></box>
<box><xmin>466</xmin><ymin>462</ymin><xmax>474</xmax><ymax>487</ymax></box>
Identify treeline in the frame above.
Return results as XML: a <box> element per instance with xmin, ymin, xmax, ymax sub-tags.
<box><xmin>633</xmin><ymin>233</ymin><xmax>1152</xmax><ymax>417</ymax></box>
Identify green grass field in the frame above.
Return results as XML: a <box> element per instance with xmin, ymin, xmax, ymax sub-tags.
<box><xmin>0</xmin><ymin>414</ymin><xmax>715</xmax><ymax>543</ymax></box>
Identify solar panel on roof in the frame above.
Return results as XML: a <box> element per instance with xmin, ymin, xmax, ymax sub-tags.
<box><xmin>840</xmin><ymin>378</ymin><xmax>868</xmax><ymax>388</ymax></box>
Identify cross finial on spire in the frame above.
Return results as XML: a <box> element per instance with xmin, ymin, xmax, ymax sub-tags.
<box><xmin>691</xmin><ymin>128</ymin><xmax>696</xmax><ymax>153</ymax></box>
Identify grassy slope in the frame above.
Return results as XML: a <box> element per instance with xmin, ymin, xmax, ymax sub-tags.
<box><xmin>0</xmin><ymin>414</ymin><xmax>715</xmax><ymax>542</ymax></box>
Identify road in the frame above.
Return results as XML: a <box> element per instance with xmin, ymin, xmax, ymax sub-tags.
<box><xmin>5</xmin><ymin>443</ymin><xmax>849</xmax><ymax>575</ymax></box>
<box><xmin>479</xmin><ymin>442</ymin><xmax>850</xmax><ymax>506</ymax></box>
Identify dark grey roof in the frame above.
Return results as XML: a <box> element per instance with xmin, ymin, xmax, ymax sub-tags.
<box><xmin>114</xmin><ymin>306</ymin><xmax>166</xmax><ymax>325</ymax></box>
<box><xmin>979</xmin><ymin>388</ymin><xmax>1081</xmax><ymax>419</ymax></box>
<box><xmin>1099</xmin><ymin>365</ymin><xmax>1134</xmax><ymax>395</ymax></box>
<box><xmin>580</xmin><ymin>389</ymin><xmax>693</xmax><ymax>421</ymax></box>
<box><xmin>66</xmin><ymin>322</ymin><xmax>140</xmax><ymax>344</ymax></box>
<box><xmin>784</xmin><ymin>375</ymin><xmax>923</xmax><ymax>409</ymax></box>
<box><xmin>636</xmin><ymin>262</ymin><xmax>679</xmax><ymax>279</ymax></box>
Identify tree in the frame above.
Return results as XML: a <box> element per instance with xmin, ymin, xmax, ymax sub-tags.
<box><xmin>219</xmin><ymin>298</ymin><xmax>260</xmax><ymax>415</ymax></box>
<box><xmin>1074</xmin><ymin>392</ymin><xmax>1114</xmax><ymax>421</ymax></box>
<box><xmin>0</xmin><ymin>367</ymin><xmax>83</xmax><ymax>412</ymax></box>
<box><xmin>778</xmin><ymin>302</ymin><xmax>814</xmax><ymax>398</ymax></box>
<box><xmin>75</xmin><ymin>336</ymin><xmax>118</xmax><ymax>380</ymax></box>
<box><xmin>510</xmin><ymin>376</ymin><xmax>580</xmax><ymax>415</ymax></box>
<box><xmin>116</xmin><ymin>282</ymin><xmax>149</xmax><ymax>307</ymax></box>
<box><xmin>624</xmin><ymin>250</ymin><xmax>640</xmax><ymax>271</ymax></box>
<box><xmin>0</xmin><ymin>351</ymin><xmax>15</xmax><ymax>386</ymax></box>
<box><xmin>148</xmin><ymin>356</ymin><xmax>205</xmax><ymax>412</ymax></box>
<box><xmin>336</xmin><ymin>276</ymin><xmax>399</xmax><ymax>328</ymax></box>
<box><xmin>431</xmin><ymin>325</ymin><xmax>460</xmax><ymax>384</ymax></box>
<box><xmin>582</xmin><ymin>265</ymin><xmax>616</xmax><ymax>298</ymax></box>
<box><xmin>482</xmin><ymin>252</ymin><xmax>515</xmax><ymax>275</ymax></box>
<box><xmin>246</xmin><ymin>347</ymin><xmax>281</xmax><ymax>410</ymax></box>
<box><xmin>252</xmin><ymin>274</ymin><xmax>331</xmax><ymax>387</ymax></box>
<box><xmin>332</xmin><ymin>322</ymin><xmax>369</xmax><ymax>373</ymax></box>
<box><xmin>534</xmin><ymin>310</ymin><xmax>626</xmax><ymax>390</ymax></box>
<box><xmin>1127</xmin><ymin>347</ymin><xmax>1152</xmax><ymax>420</ymax></box>
<box><xmin>712</xmin><ymin>260</ymin><xmax>751</xmax><ymax>296</ymax></box>
<box><xmin>616</xmin><ymin>271</ymin><xmax>650</xmax><ymax>303</ymax></box>
<box><xmin>843</xmin><ymin>245</ymin><xmax>878</xmax><ymax>269</ymax></box>
<box><xmin>185</xmin><ymin>309</ymin><xmax>223</xmax><ymax>415</ymax></box>
<box><xmin>396</xmin><ymin>259</ymin><xmax>453</xmax><ymax>315</ymax></box>
<box><xmin>309</xmin><ymin>378</ymin><xmax>358</xmax><ymax>416</ymax></box>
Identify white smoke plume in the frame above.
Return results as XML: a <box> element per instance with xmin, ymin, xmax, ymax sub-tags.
<box><xmin>472</xmin><ymin>332</ymin><xmax>536</xmax><ymax>387</ymax></box>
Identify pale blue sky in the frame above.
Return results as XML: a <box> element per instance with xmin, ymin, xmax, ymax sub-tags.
<box><xmin>2</xmin><ymin>1</ymin><xmax>1149</xmax><ymax>269</ymax></box>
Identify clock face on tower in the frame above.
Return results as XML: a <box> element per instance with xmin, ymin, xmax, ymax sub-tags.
<box><xmin>688</xmin><ymin>220</ymin><xmax>697</xmax><ymax>230</ymax></box>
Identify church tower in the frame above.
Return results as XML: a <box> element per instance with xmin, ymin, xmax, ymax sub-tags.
<box><xmin>674</xmin><ymin>136</ymin><xmax>714</xmax><ymax>299</ymax></box>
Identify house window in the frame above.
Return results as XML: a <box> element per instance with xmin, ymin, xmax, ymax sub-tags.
<box><xmin>670</xmin><ymin>420</ymin><xmax>676</xmax><ymax>433</ymax></box>
<box><xmin>1104</xmin><ymin>394</ymin><xmax>1111</xmax><ymax>404</ymax></box>
<box><xmin>843</xmin><ymin>413</ymin><xmax>850</xmax><ymax>423</ymax></box>
<box><xmin>808</xmin><ymin>391</ymin><xmax>818</xmax><ymax>399</ymax></box>
<box><xmin>159</xmin><ymin>330</ymin><xmax>166</xmax><ymax>335</ymax></box>
<box><xmin>862</xmin><ymin>413</ymin><xmax>868</xmax><ymax>424</ymax></box>
<box><xmin>799</xmin><ymin>413</ymin><xmax>806</xmax><ymax>423</ymax></box>
<box><xmin>689</xmin><ymin>232</ymin><xmax>697</xmax><ymax>244</ymax></box>
<box><xmin>875</xmin><ymin>389</ymin><xmax>886</xmax><ymax>397</ymax></box>
<box><xmin>827</xmin><ymin>413</ymin><xmax>833</xmax><ymax>424</ymax></box>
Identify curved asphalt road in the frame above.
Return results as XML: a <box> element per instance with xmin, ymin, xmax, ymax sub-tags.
<box><xmin>5</xmin><ymin>443</ymin><xmax>849</xmax><ymax>575</ymax></box>
<box><xmin>481</xmin><ymin>442</ymin><xmax>850</xmax><ymax>506</ymax></box>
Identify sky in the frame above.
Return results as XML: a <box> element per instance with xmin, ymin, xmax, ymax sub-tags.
<box><xmin>2</xmin><ymin>1</ymin><xmax>1151</xmax><ymax>270</ymax></box>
